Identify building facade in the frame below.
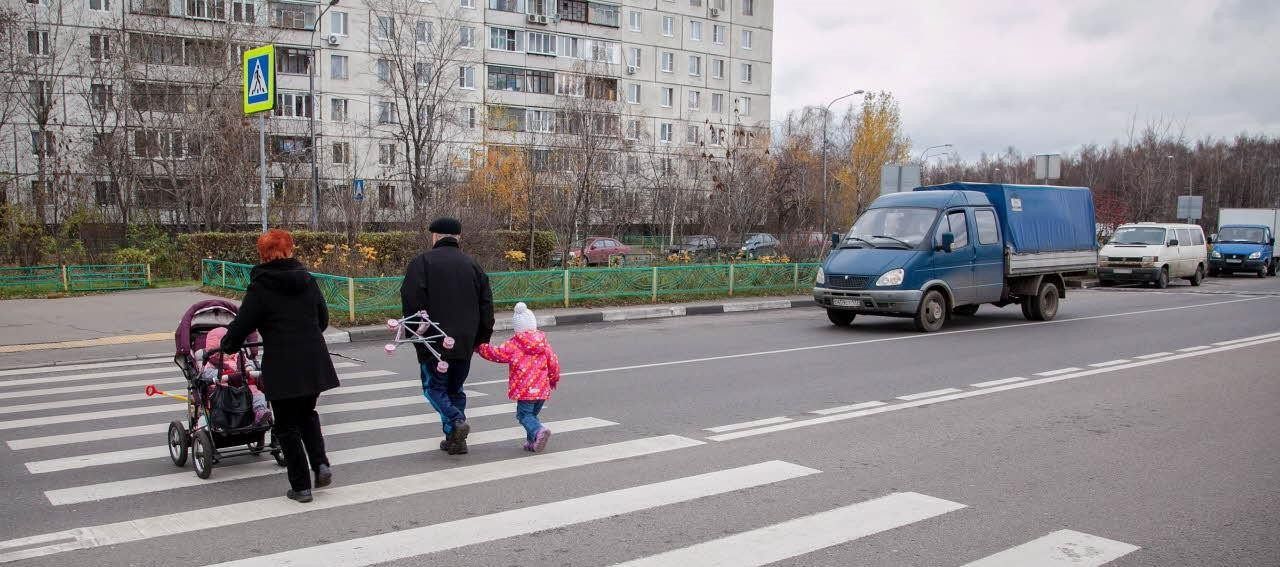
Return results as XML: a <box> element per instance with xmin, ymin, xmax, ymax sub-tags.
<box><xmin>2</xmin><ymin>0</ymin><xmax>773</xmax><ymax>227</ymax></box>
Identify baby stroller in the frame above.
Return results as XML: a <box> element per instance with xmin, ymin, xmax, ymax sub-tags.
<box><xmin>165</xmin><ymin>299</ymin><xmax>284</xmax><ymax>479</ymax></box>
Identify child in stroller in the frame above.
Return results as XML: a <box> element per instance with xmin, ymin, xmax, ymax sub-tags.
<box><xmin>201</xmin><ymin>327</ymin><xmax>271</xmax><ymax>427</ymax></box>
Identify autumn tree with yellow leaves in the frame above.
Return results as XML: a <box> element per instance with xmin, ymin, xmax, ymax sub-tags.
<box><xmin>832</xmin><ymin>91</ymin><xmax>912</xmax><ymax>227</ymax></box>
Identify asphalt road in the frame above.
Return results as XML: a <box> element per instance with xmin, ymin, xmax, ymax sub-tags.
<box><xmin>0</xmin><ymin>276</ymin><xmax>1277</xmax><ymax>566</ymax></box>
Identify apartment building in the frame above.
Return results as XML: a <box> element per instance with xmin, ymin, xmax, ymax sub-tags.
<box><xmin>3</xmin><ymin>0</ymin><xmax>773</xmax><ymax>225</ymax></box>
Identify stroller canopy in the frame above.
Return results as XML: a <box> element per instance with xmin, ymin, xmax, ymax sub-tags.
<box><xmin>175</xmin><ymin>299</ymin><xmax>258</xmax><ymax>355</ymax></box>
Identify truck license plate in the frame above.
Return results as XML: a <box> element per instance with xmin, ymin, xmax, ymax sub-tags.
<box><xmin>832</xmin><ymin>299</ymin><xmax>859</xmax><ymax>307</ymax></box>
<box><xmin>1227</xmin><ymin>259</ymin><xmax>1242</xmax><ymax>263</ymax></box>
<box><xmin>1113</xmin><ymin>268</ymin><xmax>1132</xmax><ymax>274</ymax></box>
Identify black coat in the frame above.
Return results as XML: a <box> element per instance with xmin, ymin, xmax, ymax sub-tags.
<box><xmin>400</xmin><ymin>238</ymin><xmax>495</xmax><ymax>362</ymax></box>
<box><xmin>221</xmin><ymin>258</ymin><xmax>340</xmax><ymax>401</ymax></box>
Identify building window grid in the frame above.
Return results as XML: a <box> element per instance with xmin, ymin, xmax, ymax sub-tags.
<box><xmin>688</xmin><ymin>55</ymin><xmax>701</xmax><ymax>77</ymax></box>
<box><xmin>689</xmin><ymin>20</ymin><xmax>702</xmax><ymax>41</ymax></box>
<box><xmin>661</xmin><ymin>16</ymin><xmax>673</xmax><ymax>37</ymax></box>
<box><xmin>660</xmin><ymin>51</ymin><xmax>674</xmax><ymax>73</ymax></box>
<box><xmin>628</xmin><ymin>10</ymin><xmax>641</xmax><ymax>31</ymax></box>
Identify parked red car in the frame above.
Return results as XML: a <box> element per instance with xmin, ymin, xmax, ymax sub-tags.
<box><xmin>568</xmin><ymin>237</ymin><xmax>633</xmax><ymax>266</ymax></box>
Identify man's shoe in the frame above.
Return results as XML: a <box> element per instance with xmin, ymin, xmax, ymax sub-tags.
<box><xmin>447</xmin><ymin>439</ymin><xmax>468</xmax><ymax>455</ymax></box>
<box><xmin>314</xmin><ymin>464</ymin><xmax>332</xmax><ymax>488</ymax></box>
<box><xmin>439</xmin><ymin>439</ymin><xmax>453</xmax><ymax>452</ymax></box>
<box><xmin>450</xmin><ymin>419</ymin><xmax>471</xmax><ymax>443</ymax></box>
<box><xmin>287</xmin><ymin>489</ymin><xmax>313</xmax><ymax>503</ymax></box>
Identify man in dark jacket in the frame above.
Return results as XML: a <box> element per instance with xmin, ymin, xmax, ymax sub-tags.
<box><xmin>401</xmin><ymin>217</ymin><xmax>495</xmax><ymax>454</ymax></box>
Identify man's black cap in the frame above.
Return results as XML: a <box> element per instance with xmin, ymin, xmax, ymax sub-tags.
<box><xmin>428</xmin><ymin>217</ymin><xmax>462</xmax><ymax>235</ymax></box>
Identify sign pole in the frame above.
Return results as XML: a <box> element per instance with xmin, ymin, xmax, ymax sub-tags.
<box><xmin>259</xmin><ymin>112</ymin><xmax>268</xmax><ymax>232</ymax></box>
<box><xmin>243</xmin><ymin>44</ymin><xmax>276</xmax><ymax>232</ymax></box>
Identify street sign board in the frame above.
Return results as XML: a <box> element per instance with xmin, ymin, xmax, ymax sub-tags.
<box><xmin>1176</xmin><ymin>195</ymin><xmax>1203</xmax><ymax>220</ymax></box>
<box><xmin>1034</xmin><ymin>154</ymin><xmax>1062</xmax><ymax>181</ymax></box>
<box><xmin>353</xmin><ymin>179</ymin><xmax>365</xmax><ymax>202</ymax></box>
<box><xmin>242</xmin><ymin>45</ymin><xmax>275</xmax><ymax>114</ymax></box>
<box><xmin>880</xmin><ymin>164</ymin><xmax>922</xmax><ymax>195</ymax></box>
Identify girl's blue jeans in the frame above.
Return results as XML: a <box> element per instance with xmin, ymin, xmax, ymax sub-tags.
<box><xmin>515</xmin><ymin>400</ymin><xmax>545</xmax><ymax>441</ymax></box>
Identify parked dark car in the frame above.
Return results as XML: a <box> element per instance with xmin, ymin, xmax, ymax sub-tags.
<box><xmin>739</xmin><ymin>233</ymin><xmax>780</xmax><ymax>258</ymax></box>
<box><xmin>552</xmin><ymin>237</ymin><xmax>633</xmax><ymax>267</ymax></box>
<box><xmin>667</xmin><ymin>235</ymin><xmax>720</xmax><ymax>257</ymax></box>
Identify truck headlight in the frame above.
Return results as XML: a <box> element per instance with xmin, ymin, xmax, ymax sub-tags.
<box><xmin>1141</xmin><ymin>256</ymin><xmax>1157</xmax><ymax>265</ymax></box>
<box><xmin>1249</xmin><ymin>251</ymin><xmax>1262</xmax><ymax>259</ymax></box>
<box><xmin>876</xmin><ymin>268</ymin><xmax>904</xmax><ymax>287</ymax></box>
<box><xmin>815</xmin><ymin>267</ymin><xmax>825</xmax><ymax>285</ymax></box>
<box><xmin>1211</xmin><ymin>250</ymin><xmax>1221</xmax><ymax>258</ymax></box>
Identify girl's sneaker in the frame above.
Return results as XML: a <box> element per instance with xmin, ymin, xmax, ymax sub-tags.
<box><xmin>532</xmin><ymin>427</ymin><xmax>551</xmax><ymax>452</ymax></box>
<box><xmin>521</xmin><ymin>441</ymin><xmax>534</xmax><ymax>452</ymax></box>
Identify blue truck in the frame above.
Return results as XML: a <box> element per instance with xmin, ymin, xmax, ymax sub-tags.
<box><xmin>1209</xmin><ymin>208</ymin><xmax>1279</xmax><ymax>277</ymax></box>
<box><xmin>813</xmin><ymin>182</ymin><xmax>1098</xmax><ymax>332</ymax></box>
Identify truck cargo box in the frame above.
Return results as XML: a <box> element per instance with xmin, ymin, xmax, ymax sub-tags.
<box><xmin>916</xmin><ymin>182</ymin><xmax>1098</xmax><ymax>275</ymax></box>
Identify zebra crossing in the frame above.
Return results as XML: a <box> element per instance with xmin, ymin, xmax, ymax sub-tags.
<box><xmin>0</xmin><ymin>356</ymin><xmax>1142</xmax><ymax>566</ymax></box>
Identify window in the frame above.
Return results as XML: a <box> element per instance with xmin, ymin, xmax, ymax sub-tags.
<box><xmin>31</xmin><ymin>131</ymin><xmax>56</xmax><ymax>155</ymax></box>
<box><xmin>740</xmin><ymin>62</ymin><xmax>753</xmax><ymax>83</ymax></box>
<box><xmin>739</xmin><ymin>95</ymin><xmax>750</xmax><ymax>115</ymax></box>
<box><xmin>415</xmin><ymin>62</ymin><xmax>433</xmax><ymax>85</ymax></box>
<box><xmin>490</xmin><ymin>27</ymin><xmax>521</xmax><ymax>51</ymax></box>
<box><xmin>332</xmin><ymin>142</ymin><xmax>350</xmax><ymax>164</ymax></box>
<box><xmin>741</xmin><ymin>29</ymin><xmax>753</xmax><ymax>49</ymax></box>
<box><xmin>661</xmin><ymin>51</ymin><xmax>674</xmax><ymax>73</ymax></box>
<box><xmin>688</xmin><ymin>90</ymin><xmax>701</xmax><ymax>110</ymax></box>
<box><xmin>558</xmin><ymin>0</ymin><xmax>586</xmax><ymax>22</ymax></box>
<box><xmin>488</xmin><ymin>106</ymin><xmax>525</xmax><ymax>131</ymax></box>
<box><xmin>460</xmin><ymin>0</ymin><xmax>474</xmax><ymax>6</ymax></box>
<box><xmin>626</xmin><ymin>83</ymin><xmax>640</xmax><ymax>104</ymax></box>
<box><xmin>527</xmin><ymin>31</ymin><xmax>556</xmax><ymax>55</ymax></box>
<box><xmin>1191</xmin><ymin>229</ymin><xmax>1205</xmax><ymax>246</ymax></box>
<box><xmin>460</xmin><ymin>106</ymin><xmax>476</xmax><ymax>128</ymax></box>
<box><xmin>711</xmin><ymin>93</ymin><xmax>723</xmax><ymax>113</ymax></box>
<box><xmin>88</xmin><ymin>34</ymin><xmax>110</xmax><ymax>60</ymax></box>
<box><xmin>488</xmin><ymin>65</ymin><xmax>523</xmax><ymax>91</ymax></box>
<box><xmin>378</xmin><ymin>184</ymin><xmax>396</xmax><ymax>209</ymax></box>
<box><xmin>185</xmin><ymin>0</ymin><xmax>225</xmax><ymax>20</ymax></box>
<box><xmin>460</xmin><ymin>26</ymin><xmax>475</xmax><ymax>48</ymax></box>
<box><xmin>89</xmin><ymin>0</ymin><xmax>111</xmax><ymax>9</ymax></box>
<box><xmin>375</xmin><ymin>58</ymin><xmax>391</xmax><ymax>82</ymax></box>
<box><xmin>135</xmin><ymin>130</ymin><xmax>193</xmax><ymax>159</ymax></box>
<box><xmin>330</xmin><ymin>98</ymin><xmax>349</xmax><ymax>121</ymax></box>
<box><xmin>231</xmin><ymin>0</ymin><xmax>254</xmax><ymax>22</ymax></box>
<box><xmin>937</xmin><ymin>211</ymin><xmax>970</xmax><ymax>249</ymax></box>
<box><xmin>527</xmin><ymin>109</ymin><xmax>554</xmax><ymax>133</ymax></box>
<box><xmin>625</xmin><ymin>119</ymin><xmax>640</xmax><ymax>140</ymax></box>
<box><xmin>527</xmin><ymin>69</ymin><xmax>554</xmax><ymax>94</ymax></box>
<box><xmin>589</xmin><ymin>40</ymin><xmax>619</xmax><ymax>63</ymax></box>
<box><xmin>628</xmin><ymin>10</ymin><xmax>641</xmax><ymax>31</ymax></box>
<box><xmin>685</xmin><ymin>124</ymin><xmax>698</xmax><ymax>143</ymax></box>
<box><xmin>588</xmin><ymin>3</ymin><xmax>619</xmax><ymax>27</ymax></box>
<box><xmin>689</xmin><ymin>20</ymin><xmax>702</xmax><ymax>41</ymax></box>
<box><xmin>975</xmin><ymin>209</ymin><xmax>999</xmax><ymax>245</ymax></box>
<box><xmin>659</xmin><ymin>123</ymin><xmax>672</xmax><ymax>143</ymax></box>
<box><xmin>661</xmin><ymin>87</ymin><xmax>673</xmax><ymax>107</ymax></box>
<box><xmin>740</xmin><ymin>0</ymin><xmax>752</xmax><ymax>15</ymax></box>
<box><xmin>93</xmin><ymin>181</ymin><xmax>114</xmax><ymax>205</ymax></box>
<box><xmin>375</xmin><ymin>15</ymin><xmax>394</xmax><ymax>39</ymax></box>
<box><xmin>556</xmin><ymin>74</ymin><xmax>583</xmax><ymax>96</ymax></box>
<box><xmin>688</xmin><ymin>55</ymin><xmax>701</xmax><ymax>76</ymax></box>
<box><xmin>458</xmin><ymin>66</ymin><xmax>475</xmax><ymax>88</ymax></box>
<box><xmin>27</xmin><ymin>30</ymin><xmax>50</xmax><ymax>56</ymax></box>
<box><xmin>661</xmin><ymin>16</ymin><xmax>674</xmax><ymax>36</ymax></box>
<box><xmin>489</xmin><ymin>0</ymin><xmax>522</xmax><ymax>11</ymax></box>
<box><xmin>557</xmin><ymin>35</ymin><xmax>584</xmax><ymax>58</ymax></box>
<box><xmin>274</xmin><ymin>92</ymin><xmax>313</xmax><ymax>118</ymax></box>
<box><xmin>415</xmin><ymin>20</ymin><xmax>432</xmax><ymax>43</ymax></box>
<box><xmin>627</xmin><ymin>47</ymin><xmax>641</xmax><ymax>67</ymax></box>
<box><xmin>90</xmin><ymin>83</ymin><xmax>113</xmax><ymax>109</ymax></box>
<box><xmin>711</xmin><ymin>58</ymin><xmax>725</xmax><ymax>79</ymax></box>
<box><xmin>690</xmin><ymin>0</ymin><xmax>700</xmax><ymax>5</ymax></box>
<box><xmin>527</xmin><ymin>0</ymin><xmax>549</xmax><ymax>16</ymax></box>
<box><xmin>272</xmin><ymin>2</ymin><xmax>316</xmax><ymax>30</ymax></box>
<box><xmin>713</xmin><ymin>24</ymin><xmax>725</xmax><ymax>44</ymax></box>
<box><xmin>277</xmin><ymin>47</ymin><xmax>311</xmax><ymax>75</ymax></box>
<box><xmin>28</xmin><ymin>80</ymin><xmax>52</xmax><ymax>108</ymax></box>
<box><xmin>378</xmin><ymin>143</ymin><xmax>396</xmax><ymax>165</ymax></box>
<box><xmin>330</xmin><ymin>11</ymin><xmax>347</xmax><ymax>35</ymax></box>
<box><xmin>331</xmin><ymin>55</ymin><xmax>348</xmax><ymax>79</ymax></box>
<box><xmin>377</xmin><ymin>100</ymin><xmax>398</xmax><ymax>123</ymax></box>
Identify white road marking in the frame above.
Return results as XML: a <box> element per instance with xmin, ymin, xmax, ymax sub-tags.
<box><xmin>44</xmin><ymin>416</ymin><xmax>609</xmax><ymax>504</ymax></box>
<box><xmin>0</xmin><ymin>389</ymin><xmax>483</xmax><ymax>431</ymax></box>
<box><xmin>0</xmin><ymin>363</ymin><xmax>359</xmax><ymax>400</ymax></box>
<box><xmin>808</xmin><ymin>401</ymin><xmax>887</xmax><ymax>415</ymax></box>
<box><xmin>9</xmin><ymin>423</ymin><xmax>164</xmax><ymax>450</ymax></box>
<box><xmin>708</xmin><ymin>332</ymin><xmax>1280</xmax><ymax>442</ymax></box>
<box><xmin>970</xmin><ymin>377</ymin><xmax>1026</xmax><ymax>388</ymax></box>
<box><xmin>1</xmin><ymin>435</ymin><xmax>706</xmax><ymax>563</ymax></box>
<box><xmin>1213</xmin><ymin>331</ymin><xmax>1280</xmax><ymax>346</ymax></box>
<box><xmin>555</xmin><ymin>297</ymin><xmax>1267</xmax><ymax>378</ymax></box>
<box><xmin>0</xmin><ymin>356</ymin><xmax>170</xmax><ymax>378</ymax></box>
<box><xmin>1134</xmin><ymin>352</ymin><xmax>1173</xmax><ymax>360</ymax></box>
<box><xmin>704</xmin><ymin>416</ymin><xmax>792</xmax><ymax>433</ymax></box>
<box><xmin>896</xmin><ymin>388</ymin><xmax>962</xmax><ymax>401</ymax></box>
<box><xmin>1034</xmin><ymin>367</ymin><xmax>1082</xmax><ymax>377</ymax></box>
<box><xmin>203</xmin><ymin>461</ymin><xmax>818</xmax><ymax>567</ymax></box>
<box><xmin>1088</xmin><ymin>359</ymin><xmax>1131</xmax><ymax>368</ymax></box>
<box><xmin>959</xmin><ymin>529</ymin><xmax>1139</xmax><ymax>566</ymax></box>
<box><xmin>611</xmin><ymin>492</ymin><xmax>966</xmax><ymax>567</ymax></box>
<box><xmin>1177</xmin><ymin>345</ymin><xmax>1210</xmax><ymax>352</ymax></box>
<box><xmin>27</xmin><ymin>402</ymin><xmax>518</xmax><ymax>475</ymax></box>
<box><xmin>467</xmin><ymin>377</ymin><xmax>507</xmax><ymax>386</ymax></box>
<box><xmin>0</xmin><ymin>366</ymin><xmax>177</xmax><ymax>389</ymax></box>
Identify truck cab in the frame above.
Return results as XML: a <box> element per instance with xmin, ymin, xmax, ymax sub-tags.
<box><xmin>1210</xmin><ymin>224</ymin><xmax>1276</xmax><ymax>277</ymax></box>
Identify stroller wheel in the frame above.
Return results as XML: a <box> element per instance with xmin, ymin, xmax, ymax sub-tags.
<box><xmin>167</xmin><ymin>421</ymin><xmax>190</xmax><ymax>467</ymax></box>
<box><xmin>192</xmin><ymin>430</ymin><xmax>215</xmax><ymax>479</ymax></box>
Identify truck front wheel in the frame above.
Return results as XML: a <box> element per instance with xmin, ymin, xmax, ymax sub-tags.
<box><xmin>1026</xmin><ymin>281</ymin><xmax>1060</xmax><ymax>321</ymax></box>
<box><xmin>914</xmin><ymin>290</ymin><xmax>947</xmax><ymax>332</ymax></box>
<box><xmin>826</xmin><ymin>309</ymin><xmax>856</xmax><ymax>327</ymax></box>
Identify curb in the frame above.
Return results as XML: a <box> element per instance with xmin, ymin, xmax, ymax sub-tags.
<box><xmin>341</xmin><ymin>297</ymin><xmax>818</xmax><ymax>344</ymax></box>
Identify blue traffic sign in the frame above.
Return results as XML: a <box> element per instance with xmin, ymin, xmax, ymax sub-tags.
<box><xmin>353</xmin><ymin>179</ymin><xmax>365</xmax><ymax>201</ymax></box>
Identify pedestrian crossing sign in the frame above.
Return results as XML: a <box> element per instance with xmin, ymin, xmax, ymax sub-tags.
<box><xmin>242</xmin><ymin>45</ymin><xmax>275</xmax><ymax>114</ymax></box>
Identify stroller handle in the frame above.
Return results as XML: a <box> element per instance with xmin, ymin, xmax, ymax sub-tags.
<box><xmin>202</xmin><ymin>341</ymin><xmax>263</xmax><ymax>362</ymax></box>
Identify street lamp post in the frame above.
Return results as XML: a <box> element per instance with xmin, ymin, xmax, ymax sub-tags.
<box><xmin>820</xmin><ymin>89</ymin><xmax>864</xmax><ymax>236</ymax></box>
<box><xmin>309</xmin><ymin>0</ymin><xmax>340</xmax><ymax>230</ymax></box>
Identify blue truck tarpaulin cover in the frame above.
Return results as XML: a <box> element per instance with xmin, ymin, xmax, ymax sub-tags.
<box><xmin>916</xmin><ymin>182</ymin><xmax>1097</xmax><ymax>254</ymax></box>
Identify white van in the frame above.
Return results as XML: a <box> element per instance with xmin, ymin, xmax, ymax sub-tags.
<box><xmin>1098</xmin><ymin>223</ymin><xmax>1207</xmax><ymax>288</ymax></box>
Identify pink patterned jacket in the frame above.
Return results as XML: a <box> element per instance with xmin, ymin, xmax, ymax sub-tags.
<box><xmin>476</xmin><ymin>330</ymin><xmax>561</xmax><ymax>401</ymax></box>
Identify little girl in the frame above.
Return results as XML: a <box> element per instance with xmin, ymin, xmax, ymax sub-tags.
<box><xmin>203</xmin><ymin>327</ymin><xmax>271</xmax><ymax>426</ymax></box>
<box><xmin>476</xmin><ymin>303</ymin><xmax>561</xmax><ymax>452</ymax></box>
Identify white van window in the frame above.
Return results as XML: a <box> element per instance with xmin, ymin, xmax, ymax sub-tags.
<box><xmin>1110</xmin><ymin>226</ymin><xmax>1165</xmax><ymax>245</ymax></box>
<box><xmin>1177</xmin><ymin>228</ymin><xmax>1193</xmax><ymax>245</ymax></box>
<box><xmin>1191</xmin><ymin>229</ymin><xmax>1205</xmax><ymax>246</ymax></box>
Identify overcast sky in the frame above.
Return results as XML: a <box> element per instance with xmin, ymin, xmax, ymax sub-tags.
<box><xmin>771</xmin><ymin>0</ymin><xmax>1280</xmax><ymax>161</ymax></box>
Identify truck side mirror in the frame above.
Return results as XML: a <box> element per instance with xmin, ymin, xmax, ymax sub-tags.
<box><xmin>1270</xmin><ymin>237</ymin><xmax>1276</xmax><ymax>246</ymax></box>
<box><xmin>829</xmin><ymin>233</ymin><xmax>840</xmax><ymax>248</ymax></box>
<box><xmin>937</xmin><ymin>232</ymin><xmax>955</xmax><ymax>252</ymax></box>
<box><xmin>1209</xmin><ymin>233</ymin><xmax>1217</xmax><ymax>243</ymax></box>
<box><xmin>1167</xmin><ymin>239</ymin><xmax>1179</xmax><ymax>247</ymax></box>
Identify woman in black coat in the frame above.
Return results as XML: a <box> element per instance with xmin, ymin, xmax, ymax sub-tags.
<box><xmin>221</xmin><ymin>229</ymin><xmax>339</xmax><ymax>503</ymax></box>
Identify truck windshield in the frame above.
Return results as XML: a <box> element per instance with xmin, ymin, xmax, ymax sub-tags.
<box><xmin>1218</xmin><ymin>227</ymin><xmax>1267</xmax><ymax>243</ymax></box>
<box><xmin>845</xmin><ymin>208</ymin><xmax>936</xmax><ymax>249</ymax></box>
<box><xmin>1109</xmin><ymin>227</ymin><xmax>1166</xmax><ymax>245</ymax></box>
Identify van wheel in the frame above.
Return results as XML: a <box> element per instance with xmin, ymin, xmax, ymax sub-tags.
<box><xmin>953</xmin><ymin>304</ymin><xmax>980</xmax><ymax>316</ymax></box>
<box><xmin>826</xmin><ymin>309</ymin><xmax>856</xmax><ymax>327</ymax></box>
<box><xmin>914</xmin><ymin>290</ymin><xmax>947</xmax><ymax>332</ymax></box>
<box><xmin>1189</xmin><ymin>266</ymin><xmax>1203</xmax><ymax>286</ymax></box>
<box><xmin>1154</xmin><ymin>267</ymin><xmax>1169</xmax><ymax>289</ymax></box>
<box><xmin>1026</xmin><ymin>281</ymin><xmax>1060</xmax><ymax>321</ymax></box>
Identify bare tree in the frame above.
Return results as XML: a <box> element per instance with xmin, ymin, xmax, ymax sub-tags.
<box><xmin>548</xmin><ymin>60</ymin><xmax>623</xmax><ymax>260</ymax></box>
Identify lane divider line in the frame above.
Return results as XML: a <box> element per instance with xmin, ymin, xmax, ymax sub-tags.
<box><xmin>1134</xmin><ymin>352</ymin><xmax>1173</xmax><ymax>360</ymax></box>
<box><xmin>1087</xmin><ymin>359</ymin><xmax>1131</xmax><ymax>368</ymax></box>
<box><xmin>970</xmin><ymin>377</ymin><xmax>1026</xmax><ymax>389</ymax></box>
<box><xmin>0</xmin><ymin>357</ymin><xmax>171</xmax><ymax>379</ymax></box>
<box><xmin>896</xmin><ymin>388</ymin><xmax>962</xmax><ymax>401</ymax></box>
<box><xmin>704</xmin><ymin>417</ymin><xmax>792</xmax><ymax>433</ymax></box>
<box><xmin>1177</xmin><ymin>345</ymin><xmax>1211</xmax><ymax>352</ymax></box>
<box><xmin>808</xmin><ymin>401</ymin><xmax>887</xmax><ymax>415</ymax></box>
<box><xmin>1034</xmin><ymin>367</ymin><xmax>1082</xmax><ymax>377</ymax></box>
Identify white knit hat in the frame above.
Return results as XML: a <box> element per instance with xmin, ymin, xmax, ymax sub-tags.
<box><xmin>512</xmin><ymin>302</ymin><xmax>538</xmax><ymax>334</ymax></box>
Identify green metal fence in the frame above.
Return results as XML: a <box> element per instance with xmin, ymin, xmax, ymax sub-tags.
<box><xmin>202</xmin><ymin>259</ymin><xmax>819</xmax><ymax>322</ymax></box>
<box><xmin>0</xmin><ymin>264</ymin><xmax>151</xmax><ymax>292</ymax></box>
<box><xmin>620</xmin><ymin>236</ymin><xmax>673</xmax><ymax>249</ymax></box>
